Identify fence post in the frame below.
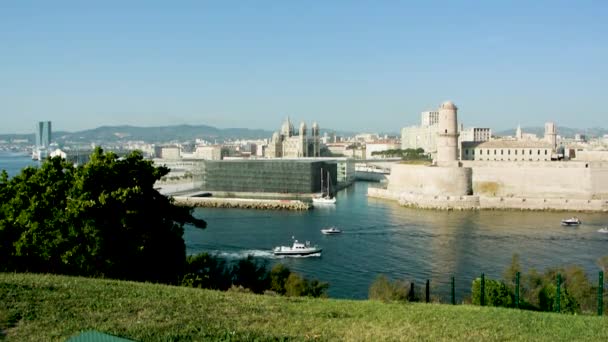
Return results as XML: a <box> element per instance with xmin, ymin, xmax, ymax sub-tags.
<box><xmin>480</xmin><ymin>273</ymin><xmax>485</xmax><ymax>306</ymax></box>
<box><xmin>515</xmin><ymin>271</ymin><xmax>520</xmax><ymax>309</ymax></box>
<box><xmin>451</xmin><ymin>276</ymin><xmax>456</xmax><ymax>305</ymax></box>
<box><xmin>409</xmin><ymin>282</ymin><xmax>415</xmax><ymax>301</ymax></box>
<box><xmin>425</xmin><ymin>279</ymin><xmax>430</xmax><ymax>303</ymax></box>
<box><xmin>556</xmin><ymin>273</ymin><xmax>561</xmax><ymax>313</ymax></box>
<box><xmin>599</xmin><ymin>271</ymin><xmax>604</xmax><ymax>316</ymax></box>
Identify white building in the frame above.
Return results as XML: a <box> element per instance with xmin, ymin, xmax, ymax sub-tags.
<box><xmin>401</xmin><ymin>109</ymin><xmax>441</xmax><ymax>155</ymax></box>
<box><xmin>460</xmin><ymin>127</ymin><xmax>492</xmax><ymax>143</ymax></box>
<box><xmin>461</xmin><ymin>140</ymin><xmax>553</xmax><ymax>162</ymax></box>
<box><xmin>365</xmin><ymin>140</ymin><xmax>401</xmax><ymax>159</ymax></box>
<box><xmin>194</xmin><ymin>145</ymin><xmax>222</xmax><ymax>160</ymax></box>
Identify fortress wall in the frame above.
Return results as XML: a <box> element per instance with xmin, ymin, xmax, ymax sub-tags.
<box><xmin>367</xmin><ymin>187</ymin><xmax>400</xmax><ymax>201</ymax></box>
<box><xmin>469</xmin><ymin>164</ymin><xmax>593</xmax><ymax>199</ymax></box>
<box><xmin>387</xmin><ymin>164</ymin><xmax>472</xmax><ymax>196</ymax></box>
<box><xmin>398</xmin><ymin>193</ymin><xmax>480</xmax><ymax>210</ymax></box>
<box><xmin>590</xmin><ymin>166</ymin><xmax>608</xmax><ymax>199</ymax></box>
<box><xmin>480</xmin><ymin>196</ymin><xmax>608</xmax><ymax>212</ymax></box>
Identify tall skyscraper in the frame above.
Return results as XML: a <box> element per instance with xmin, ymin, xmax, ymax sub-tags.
<box><xmin>35</xmin><ymin>121</ymin><xmax>52</xmax><ymax>148</ymax></box>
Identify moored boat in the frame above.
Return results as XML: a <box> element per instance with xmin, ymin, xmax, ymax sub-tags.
<box><xmin>561</xmin><ymin>217</ymin><xmax>581</xmax><ymax>226</ymax></box>
<box><xmin>273</xmin><ymin>239</ymin><xmax>322</xmax><ymax>256</ymax></box>
<box><xmin>598</xmin><ymin>227</ymin><xmax>608</xmax><ymax>234</ymax></box>
<box><xmin>313</xmin><ymin>169</ymin><xmax>336</xmax><ymax>205</ymax></box>
<box><xmin>321</xmin><ymin>227</ymin><xmax>342</xmax><ymax>235</ymax></box>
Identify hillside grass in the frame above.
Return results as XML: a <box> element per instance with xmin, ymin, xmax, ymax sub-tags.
<box><xmin>2</xmin><ymin>273</ymin><xmax>608</xmax><ymax>341</ymax></box>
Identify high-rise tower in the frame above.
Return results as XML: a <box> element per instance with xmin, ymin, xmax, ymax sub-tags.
<box><xmin>36</xmin><ymin>121</ymin><xmax>52</xmax><ymax>148</ymax></box>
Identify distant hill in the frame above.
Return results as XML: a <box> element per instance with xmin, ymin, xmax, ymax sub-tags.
<box><xmin>1</xmin><ymin>125</ymin><xmax>274</xmax><ymax>144</ymax></box>
<box><xmin>1</xmin><ymin>124</ymin><xmax>366</xmax><ymax>145</ymax></box>
<box><xmin>495</xmin><ymin>126</ymin><xmax>608</xmax><ymax>138</ymax></box>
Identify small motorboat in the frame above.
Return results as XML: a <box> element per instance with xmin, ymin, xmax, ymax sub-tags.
<box><xmin>561</xmin><ymin>217</ymin><xmax>582</xmax><ymax>226</ymax></box>
<box><xmin>598</xmin><ymin>227</ymin><xmax>608</xmax><ymax>234</ymax></box>
<box><xmin>321</xmin><ymin>227</ymin><xmax>342</xmax><ymax>235</ymax></box>
<box><xmin>273</xmin><ymin>239</ymin><xmax>322</xmax><ymax>256</ymax></box>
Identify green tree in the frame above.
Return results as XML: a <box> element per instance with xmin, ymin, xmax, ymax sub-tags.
<box><xmin>0</xmin><ymin>148</ymin><xmax>206</xmax><ymax>284</ymax></box>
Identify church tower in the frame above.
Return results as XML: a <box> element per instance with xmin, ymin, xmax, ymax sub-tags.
<box><xmin>299</xmin><ymin>122</ymin><xmax>307</xmax><ymax>157</ymax></box>
<box><xmin>312</xmin><ymin>122</ymin><xmax>320</xmax><ymax>157</ymax></box>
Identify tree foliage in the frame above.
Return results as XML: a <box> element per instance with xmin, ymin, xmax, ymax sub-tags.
<box><xmin>371</xmin><ymin>148</ymin><xmax>428</xmax><ymax>160</ymax></box>
<box><xmin>0</xmin><ymin>147</ymin><xmax>206</xmax><ymax>284</ymax></box>
<box><xmin>181</xmin><ymin>253</ymin><xmax>329</xmax><ymax>297</ymax></box>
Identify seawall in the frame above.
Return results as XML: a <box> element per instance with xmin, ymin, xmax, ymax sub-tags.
<box><xmin>173</xmin><ymin>196</ymin><xmax>311</xmax><ymax>211</ymax></box>
<box><xmin>367</xmin><ymin>188</ymin><xmax>608</xmax><ymax>212</ymax></box>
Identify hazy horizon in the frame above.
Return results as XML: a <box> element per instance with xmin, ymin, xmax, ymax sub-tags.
<box><xmin>1</xmin><ymin>1</ymin><xmax>607</xmax><ymax>134</ymax></box>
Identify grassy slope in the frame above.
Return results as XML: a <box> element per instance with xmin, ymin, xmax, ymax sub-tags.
<box><xmin>1</xmin><ymin>273</ymin><xmax>607</xmax><ymax>341</ymax></box>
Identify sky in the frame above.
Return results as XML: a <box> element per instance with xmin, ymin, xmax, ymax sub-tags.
<box><xmin>1</xmin><ymin>0</ymin><xmax>607</xmax><ymax>134</ymax></box>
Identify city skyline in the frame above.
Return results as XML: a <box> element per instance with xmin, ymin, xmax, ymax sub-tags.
<box><xmin>1</xmin><ymin>1</ymin><xmax>607</xmax><ymax>134</ymax></box>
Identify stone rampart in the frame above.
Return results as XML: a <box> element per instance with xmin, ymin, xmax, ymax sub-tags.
<box><xmin>398</xmin><ymin>193</ymin><xmax>480</xmax><ymax>210</ymax></box>
<box><xmin>463</xmin><ymin>161</ymin><xmax>608</xmax><ymax>200</ymax></box>
<box><xmin>173</xmin><ymin>196</ymin><xmax>310</xmax><ymax>211</ymax></box>
<box><xmin>480</xmin><ymin>196</ymin><xmax>608</xmax><ymax>212</ymax></box>
<box><xmin>387</xmin><ymin>164</ymin><xmax>472</xmax><ymax>196</ymax></box>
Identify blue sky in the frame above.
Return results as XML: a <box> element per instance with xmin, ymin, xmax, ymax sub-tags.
<box><xmin>1</xmin><ymin>1</ymin><xmax>606</xmax><ymax>134</ymax></box>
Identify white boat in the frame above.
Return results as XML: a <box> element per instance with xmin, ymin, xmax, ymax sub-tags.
<box><xmin>273</xmin><ymin>239</ymin><xmax>322</xmax><ymax>256</ymax></box>
<box><xmin>313</xmin><ymin>169</ymin><xmax>336</xmax><ymax>205</ymax></box>
<box><xmin>598</xmin><ymin>227</ymin><xmax>608</xmax><ymax>234</ymax></box>
<box><xmin>561</xmin><ymin>217</ymin><xmax>582</xmax><ymax>226</ymax></box>
<box><xmin>321</xmin><ymin>227</ymin><xmax>342</xmax><ymax>235</ymax></box>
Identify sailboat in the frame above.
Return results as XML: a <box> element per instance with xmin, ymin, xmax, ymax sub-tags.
<box><xmin>312</xmin><ymin>169</ymin><xmax>336</xmax><ymax>205</ymax></box>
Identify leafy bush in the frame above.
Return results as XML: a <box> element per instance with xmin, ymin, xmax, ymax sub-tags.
<box><xmin>368</xmin><ymin>275</ymin><xmax>415</xmax><ymax>302</ymax></box>
<box><xmin>471</xmin><ymin>278</ymin><xmax>514</xmax><ymax>308</ymax></box>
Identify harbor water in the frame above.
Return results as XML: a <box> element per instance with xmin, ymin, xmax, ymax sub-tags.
<box><xmin>186</xmin><ymin>182</ymin><xmax>608</xmax><ymax>300</ymax></box>
<box><xmin>3</xmin><ymin>152</ymin><xmax>607</xmax><ymax>300</ymax></box>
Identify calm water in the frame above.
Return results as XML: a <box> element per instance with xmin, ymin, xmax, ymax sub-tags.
<box><xmin>0</xmin><ymin>152</ymin><xmax>38</xmax><ymax>177</ymax></box>
<box><xmin>2</xmin><ymin>153</ymin><xmax>607</xmax><ymax>300</ymax></box>
<box><xmin>185</xmin><ymin>182</ymin><xmax>608</xmax><ymax>300</ymax></box>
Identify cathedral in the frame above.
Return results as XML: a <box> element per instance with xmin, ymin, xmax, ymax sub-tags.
<box><xmin>266</xmin><ymin>117</ymin><xmax>321</xmax><ymax>158</ymax></box>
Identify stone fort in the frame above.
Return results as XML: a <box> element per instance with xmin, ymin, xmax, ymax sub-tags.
<box><xmin>369</xmin><ymin>101</ymin><xmax>608</xmax><ymax>212</ymax></box>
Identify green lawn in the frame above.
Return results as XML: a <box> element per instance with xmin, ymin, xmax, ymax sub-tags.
<box><xmin>1</xmin><ymin>273</ymin><xmax>607</xmax><ymax>341</ymax></box>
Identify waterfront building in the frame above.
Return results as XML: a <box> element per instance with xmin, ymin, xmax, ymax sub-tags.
<box><xmin>197</xmin><ymin>159</ymin><xmax>336</xmax><ymax>194</ymax></box>
<box><xmin>266</xmin><ymin>117</ymin><xmax>320</xmax><ymax>158</ymax></box>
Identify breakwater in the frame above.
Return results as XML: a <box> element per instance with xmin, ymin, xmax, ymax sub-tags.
<box><xmin>173</xmin><ymin>196</ymin><xmax>311</xmax><ymax>210</ymax></box>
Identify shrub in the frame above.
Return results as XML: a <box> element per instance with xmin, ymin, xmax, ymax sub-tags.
<box><xmin>471</xmin><ymin>278</ymin><xmax>514</xmax><ymax>308</ymax></box>
<box><xmin>368</xmin><ymin>275</ymin><xmax>408</xmax><ymax>302</ymax></box>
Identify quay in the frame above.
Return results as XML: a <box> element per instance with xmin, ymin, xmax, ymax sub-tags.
<box><xmin>173</xmin><ymin>196</ymin><xmax>311</xmax><ymax>211</ymax></box>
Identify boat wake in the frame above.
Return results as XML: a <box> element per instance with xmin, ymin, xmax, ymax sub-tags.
<box><xmin>213</xmin><ymin>249</ymin><xmax>275</xmax><ymax>259</ymax></box>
